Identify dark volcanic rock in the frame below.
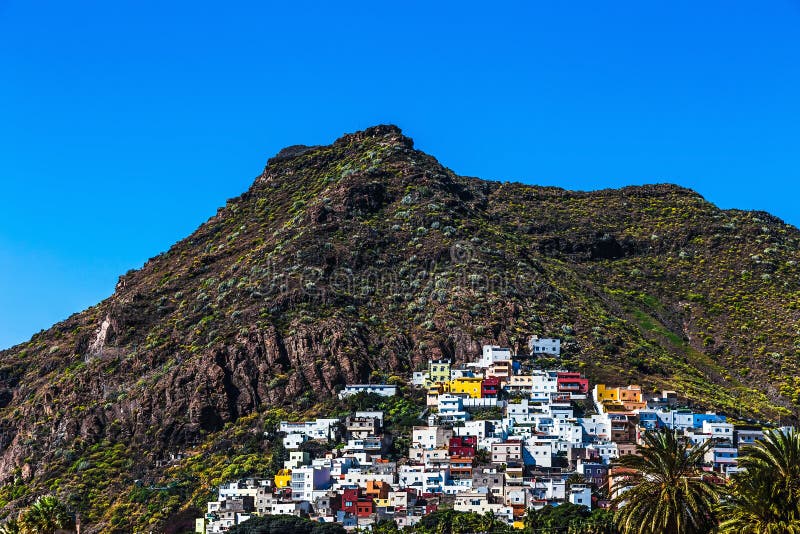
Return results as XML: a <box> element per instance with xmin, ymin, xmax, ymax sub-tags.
<box><xmin>344</xmin><ymin>181</ymin><xmax>387</xmax><ymax>215</ymax></box>
<box><xmin>591</xmin><ymin>233</ymin><xmax>625</xmax><ymax>260</ymax></box>
<box><xmin>268</xmin><ymin>144</ymin><xmax>321</xmax><ymax>165</ymax></box>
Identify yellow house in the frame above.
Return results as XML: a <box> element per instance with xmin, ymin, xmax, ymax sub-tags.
<box><xmin>274</xmin><ymin>468</ymin><xmax>292</xmax><ymax>488</ymax></box>
<box><xmin>594</xmin><ymin>384</ymin><xmax>620</xmax><ymax>403</ymax></box>
<box><xmin>427</xmin><ymin>360</ymin><xmax>451</xmax><ymax>386</ymax></box>
<box><xmin>595</xmin><ymin>384</ymin><xmax>645</xmax><ymax>410</ymax></box>
<box><xmin>449</xmin><ymin>377</ymin><xmax>482</xmax><ymax>398</ymax></box>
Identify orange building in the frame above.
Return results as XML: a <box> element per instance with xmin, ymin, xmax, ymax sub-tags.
<box><xmin>365</xmin><ymin>480</ymin><xmax>391</xmax><ymax>500</ymax></box>
<box><xmin>594</xmin><ymin>384</ymin><xmax>646</xmax><ymax>411</ymax></box>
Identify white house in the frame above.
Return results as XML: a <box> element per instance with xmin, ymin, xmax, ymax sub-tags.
<box><xmin>555</xmin><ymin>420</ymin><xmax>584</xmax><ymax>444</ymax></box>
<box><xmin>453</xmin><ymin>420</ymin><xmax>499</xmax><ymax>442</ymax></box>
<box><xmin>506</xmin><ymin>399</ymin><xmax>533</xmax><ymax>424</ymax></box>
<box><xmin>477</xmin><ymin>346</ymin><xmax>512</xmax><ymax>368</ymax></box>
<box><xmin>568</xmin><ymin>484</ymin><xmax>592</xmax><ymax>509</ymax></box>
<box><xmin>283</xmin><ymin>433</ymin><xmax>308</xmax><ymax>450</ymax></box>
<box><xmin>411</xmin><ymin>371</ymin><xmax>428</xmax><ymax>386</ymax></box>
<box><xmin>338</xmin><ymin>469</ymin><xmax>395</xmax><ymax>489</ymax></box>
<box><xmin>290</xmin><ymin>466</ymin><xmax>331</xmax><ymax>502</ymax></box>
<box><xmin>656</xmin><ymin>409</ymin><xmax>695</xmax><ymax>430</ymax></box>
<box><xmin>344</xmin><ymin>437</ymin><xmax>383</xmax><ymax>453</ymax></box>
<box><xmin>546</xmin><ymin>402</ymin><xmax>574</xmax><ymax>421</ymax></box>
<box><xmin>702</xmin><ymin>421</ymin><xmax>734</xmax><ymax>442</ymax></box>
<box><xmin>204</xmin><ymin>506</ymin><xmax>253</xmax><ymax>534</ymax></box>
<box><xmin>684</xmin><ymin>428</ymin><xmax>712</xmax><ymax>447</ymax></box>
<box><xmin>412</xmin><ymin>426</ymin><xmax>453</xmax><ymax>449</ymax></box>
<box><xmin>579</xmin><ymin>414</ymin><xmax>611</xmax><ymax>439</ymax></box>
<box><xmin>269</xmin><ymin>501</ymin><xmax>311</xmax><ymax>516</ymax></box>
<box><xmin>453</xmin><ymin>491</ymin><xmax>514</xmax><ymax>523</ymax></box>
<box><xmin>530</xmin><ymin>371</ymin><xmax>559</xmax><ymax>400</ymax></box>
<box><xmin>533</xmin><ymin>478</ymin><xmax>566</xmax><ymax>501</ymax></box>
<box><xmin>218</xmin><ymin>480</ymin><xmax>270</xmax><ymax>501</ymax></box>
<box><xmin>312</xmin><ymin>456</ymin><xmax>354</xmax><ymax>477</ymax></box>
<box><xmin>451</xmin><ymin>368</ymin><xmax>479</xmax><ymax>380</ymax></box>
<box><xmin>735</xmin><ymin>428</ymin><xmax>764</xmax><ymax>448</ymax></box>
<box><xmin>430</xmin><ymin>394</ymin><xmax>469</xmax><ymax>425</ymax></box>
<box><xmin>396</xmin><ymin>515</ymin><xmax>423</xmax><ymax>529</ymax></box>
<box><xmin>524</xmin><ymin>438</ymin><xmax>554</xmax><ymax>468</ymax></box>
<box><xmin>204</xmin><ymin>481</ymin><xmax>273</xmax><ymax>533</ymax></box>
<box><xmin>529</xmin><ymin>336</ymin><xmax>561</xmax><ymax>356</ymax></box>
<box><xmin>397</xmin><ymin>465</ymin><xmax>449</xmax><ymax>494</ymax></box>
<box><xmin>338</xmin><ymin>384</ymin><xmax>397</xmax><ymax>398</ymax></box>
<box><xmin>278</xmin><ymin>418</ymin><xmax>341</xmax><ymax>441</ymax></box>
<box><xmin>533</xmin><ymin>414</ymin><xmax>556</xmax><ymax>435</ymax></box>
<box><xmin>443</xmin><ymin>478</ymin><xmax>474</xmax><ymax>495</ymax></box>
<box><xmin>586</xmin><ymin>442</ymin><xmax>618</xmax><ymax>464</ymax></box>
<box><xmin>284</xmin><ymin>451</ymin><xmax>311</xmax><ymax>470</ymax></box>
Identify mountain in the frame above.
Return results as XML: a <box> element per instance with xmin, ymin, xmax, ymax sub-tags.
<box><xmin>1</xmin><ymin>125</ymin><xmax>799</xmax><ymax>531</ymax></box>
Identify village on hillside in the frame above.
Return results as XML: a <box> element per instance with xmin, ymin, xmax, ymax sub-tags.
<box><xmin>195</xmin><ymin>337</ymin><xmax>776</xmax><ymax>533</ymax></box>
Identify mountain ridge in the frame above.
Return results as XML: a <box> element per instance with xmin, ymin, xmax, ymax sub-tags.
<box><xmin>0</xmin><ymin>124</ymin><xmax>799</xmax><ymax>531</ymax></box>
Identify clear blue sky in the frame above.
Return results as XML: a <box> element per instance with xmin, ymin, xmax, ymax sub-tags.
<box><xmin>1</xmin><ymin>1</ymin><xmax>798</xmax><ymax>350</ymax></box>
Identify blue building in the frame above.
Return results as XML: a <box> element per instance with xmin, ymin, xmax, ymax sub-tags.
<box><xmin>693</xmin><ymin>412</ymin><xmax>726</xmax><ymax>428</ymax></box>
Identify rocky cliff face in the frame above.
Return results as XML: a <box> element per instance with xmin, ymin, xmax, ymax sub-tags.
<box><xmin>1</xmin><ymin>125</ymin><xmax>799</xmax><ymax>530</ymax></box>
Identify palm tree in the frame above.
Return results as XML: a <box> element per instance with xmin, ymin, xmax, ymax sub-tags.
<box><xmin>0</xmin><ymin>518</ymin><xmax>21</xmax><ymax>534</ymax></box>
<box><xmin>580</xmin><ymin>509</ymin><xmax>619</xmax><ymax>534</ymax></box>
<box><xmin>718</xmin><ymin>428</ymin><xmax>800</xmax><ymax>533</ymax></box>
<box><xmin>18</xmin><ymin>495</ymin><xmax>73</xmax><ymax>534</ymax></box>
<box><xmin>450</xmin><ymin>512</ymin><xmax>473</xmax><ymax>533</ymax></box>
<box><xmin>718</xmin><ymin>467</ymin><xmax>800</xmax><ymax>533</ymax></box>
<box><xmin>480</xmin><ymin>510</ymin><xmax>499</xmax><ymax>533</ymax></box>
<box><xmin>611</xmin><ymin>430</ymin><xmax>719</xmax><ymax>534</ymax></box>
<box><xmin>523</xmin><ymin>507</ymin><xmax>538</xmax><ymax>532</ymax></box>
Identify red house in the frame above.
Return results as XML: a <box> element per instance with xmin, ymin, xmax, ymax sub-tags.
<box><xmin>557</xmin><ymin>372</ymin><xmax>589</xmax><ymax>394</ymax></box>
<box><xmin>341</xmin><ymin>487</ymin><xmax>374</xmax><ymax>517</ymax></box>
<box><xmin>449</xmin><ymin>436</ymin><xmax>477</xmax><ymax>457</ymax></box>
<box><xmin>341</xmin><ymin>488</ymin><xmax>359</xmax><ymax>514</ymax></box>
<box><xmin>481</xmin><ymin>377</ymin><xmax>500</xmax><ymax>398</ymax></box>
<box><xmin>355</xmin><ymin>500</ymin><xmax>374</xmax><ymax>517</ymax></box>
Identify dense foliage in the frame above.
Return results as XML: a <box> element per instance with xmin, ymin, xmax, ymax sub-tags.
<box><xmin>611</xmin><ymin>431</ymin><xmax>719</xmax><ymax>534</ymax></box>
<box><xmin>413</xmin><ymin>509</ymin><xmax>512</xmax><ymax>533</ymax></box>
<box><xmin>0</xmin><ymin>495</ymin><xmax>73</xmax><ymax>534</ymax></box>
<box><xmin>369</xmin><ymin>507</ymin><xmax>615</xmax><ymax>534</ymax></box>
<box><xmin>525</xmin><ymin>504</ymin><xmax>617</xmax><ymax>533</ymax></box>
<box><xmin>609</xmin><ymin>429</ymin><xmax>800</xmax><ymax>534</ymax></box>
<box><xmin>718</xmin><ymin>428</ymin><xmax>800</xmax><ymax>532</ymax></box>
<box><xmin>226</xmin><ymin>514</ymin><xmax>345</xmax><ymax>534</ymax></box>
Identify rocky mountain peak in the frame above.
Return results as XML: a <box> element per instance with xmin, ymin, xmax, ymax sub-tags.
<box><xmin>333</xmin><ymin>124</ymin><xmax>413</xmax><ymax>149</ymax></box>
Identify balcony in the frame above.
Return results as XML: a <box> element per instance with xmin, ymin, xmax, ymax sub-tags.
<box><xmin>709</xmin><ymin>448</ymin><xmax>738</xmax><ymax>464</ymax></box>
